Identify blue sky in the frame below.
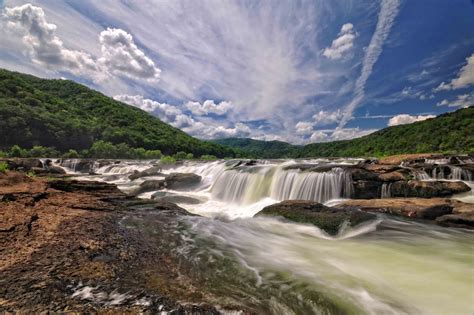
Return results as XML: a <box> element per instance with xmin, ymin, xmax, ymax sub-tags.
<box><xmin>1</xmin><ymin>0</ymin><xmax>473</xmax><ymax>144</ymax></box>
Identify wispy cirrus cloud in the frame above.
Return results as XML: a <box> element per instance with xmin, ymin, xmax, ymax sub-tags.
<box><xmin>339</xmin><ymin>0</ymin><xmax>401</xmax><ymax>127</ymax></box>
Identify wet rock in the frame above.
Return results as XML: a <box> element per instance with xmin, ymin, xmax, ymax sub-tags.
<box><xmin>352</xmin><ymin>180</ymin><xmax>383</xmax><ymax>199</ymax></box>
<box><xmin>348</xmin><ymin>167</ymin><xmax>380</xmax><ymax>181</ymax></box>
<box><xmin>129</xmin><ymin>165</ymin><xmax>163</xmax><ymax>181</ymax></box>
<box><xmin>48</xmin><ymin>180</ymin><xmax>123</xmax><ymax>197</ymax></box>
<box><xmin>163</xmin><ymin>173</ymin><xmax>201</xmax><ymax>190</ymax></box>
<box><xmin>30</xmin><ymin>166</ymin><xmax>66</xmax><ymax>175</ymax></box>
<box><xmin>436</xmin><ymin>213</ymin><xmax>474</xmax><ymax>229</ymax></box>
<box><xmin>154</xmin><ymin>195</ymin><xmax>204</xmax><ymax>204</ymax></box>
<box><xmin>134</xmin><ymin>180</ymin><xmax>165</xmax><ymax>195</ymax></box>
<box><xmin>255</xmin><ymin>200</ymin><xmax>376</xmax><ymax>235</ymax></box>
<box><xmin>335</xmin><ymin>198</ymin><xmax>454</xmax><ymax>220</ymax></box>
<box><xmin>378</xmin><ymin>171</ymin><xmax>409</xmax><ymax>182</ymax></box>
<box><xmin>390</xmin><ymin>180</ymin><xmax>471</xmax><ymax>198</ymax></box>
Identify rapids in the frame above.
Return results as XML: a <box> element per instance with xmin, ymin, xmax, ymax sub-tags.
<box><xmin>58</xmin><ymin>159</ymin><xmax>474</xmax><ymax>314</ymax></box>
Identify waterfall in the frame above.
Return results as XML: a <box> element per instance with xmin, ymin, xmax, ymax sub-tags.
<box><xmin>424</xmin><ymin>158</ymin><xmax>450</xmax><ymax>165</ymax></box>
<box><xmin>211</xmin><ymin>165</ymin><xmax>352</xmax><ymax>205</ymax></box>
<box><xmin>381</xmin><ymin>183</ymin><xmax>392</xmax><ymax>199</ymax></box>
<box><xmin>59</xmin><ymin>159</ymin><xmax>81</xmax><ymax>172</ymax></box>
<box><xmin>431</xmin><ymin>165</ymin><xmax>472</xmax><ymax>181</ymax></box>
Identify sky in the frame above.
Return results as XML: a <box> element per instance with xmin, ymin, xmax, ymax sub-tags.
<box><xmin>0</xmin><ymin>0</ymin><xmax>473</xmax><ymax>144</ymax></box>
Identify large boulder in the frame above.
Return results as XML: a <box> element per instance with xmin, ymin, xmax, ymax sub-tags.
<box><xmin>255</xmin><ymin>200</ymin><xmax>376</xmax><ymax>236</ymax></box>
<box><xmin>348</xmin><ymin>167</ymin><xmax>380</xmax><ymax>181</ymax></box>
<box><xmin>163</xmin><ymin>173</ymin><xmax>201</xmax><ymax>190</ymax></box>
<box><xmin>335</xmin><ymin>198</ymin><xmax>454</xmax><ymax>220</ymax></box>
<box><xmin>378</xmin><ymin>170</ymin><xmax>409</xmax><ymax>182</ymax></box>
<box><xmin>390</xmin><ymin>180</ymin><xmax>470</xmax><ymax>198</ymax></box>
<box><xmin>129</xmin><ymin>165</ymin><xmax>163</xmax><ymax>180</ymax></box>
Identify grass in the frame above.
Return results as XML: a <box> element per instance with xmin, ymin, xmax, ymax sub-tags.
<box><xmin>0</xmin><ymin>161</ymin><xmax>9</xmax><ymax>173</ymax></box>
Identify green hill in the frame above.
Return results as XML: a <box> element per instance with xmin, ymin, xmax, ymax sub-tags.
<box><xmin>214</xmin><ymin>138</ymin><xmax>299</xmax><ymax>158</ymax></box>
<box><xmin>215</xmin><ymin>107</ymin><xmax>474</xmax><ymax>158</ymax></box>
<box><xmin>0</xmin><ymin>69</ymin><xmax>234</xmax><ymax>157</ymax></box>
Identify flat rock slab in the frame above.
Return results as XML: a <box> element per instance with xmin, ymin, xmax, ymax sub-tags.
<box><xmin>255</xmin><ymin>200</ymin><xmax>376</xmax><ymax>236</ymax></box>
<box><xmin>334</xmin><ymin>198</ymin><xmax>469</xmax><ymax>220</ymax></box>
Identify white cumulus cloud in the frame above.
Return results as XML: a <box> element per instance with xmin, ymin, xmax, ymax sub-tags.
<box><xmin>4</xmin><ymin>4</ymin><xmax>98</xmax><ymax>76</ymax></box>
<box><xmin>313</xmin><ymin>110</ymin><xmax>344</xmax><ymax>126</ymax></box>
<box><xmin>436</xmin><ymin>54</ymin><xmax>474</xmax><ymax>91</ymax></box>
<box><xmin>186</xmin><ymin>100</ymin><xmax>232</xmax><ymax>116</ymax></box>
<box><xmin>388</xmin><ymin>114</ymin><xmax>435</xmax><ymax>126</ymax></box>
<box><xmin>323</xmin><ymin>23</ymin><xmax>356</xmax><ymax>60</ymax></box>
<box><xmin>98</xmin><ymin>28</ymin><xmax>160</xmax><ymax>81</ymax></box>
<box><xmin>295</xmin><ymin>121</ymin><xmax>314</xmax><ymax>135</ymax></box>
<box><xmin>4</xmin><ymin>4</ymin><xmax>160</xmax><ymax>82</ymax></box>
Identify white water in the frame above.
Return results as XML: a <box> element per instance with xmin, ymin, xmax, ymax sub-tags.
<box><xmin>58</xmin><ymin>159</ymin><xmax>474</xmax><ymax>314</ymax></box>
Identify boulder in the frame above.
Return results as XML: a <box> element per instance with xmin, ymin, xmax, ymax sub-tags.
<box><xmin>163</xmin><ymin>173</ymin><xmax>201</xmax><ymax>190</ymax></box>
<box><xmin>378</xmin><ymin>171</ymin><xmax>409</xmax><ymax>182</ymax></box>
<box><xmin>348</xmin><ymin>167</ymin><xmax>380</xmax><ymax>181</ymax></box>
<box><xmin>129</xmin><ymin>165</ymin><xmax>163</xmax><ymax>180</ymax></box>
<box><xmin>390</xmin><ymin>180</ymin><xmax>470</xmax><ymax>198</ymax></box>
<box><xmin>134</xmin><ymin>180</ymin><xmax>166</xmax><ymax>195</ymax></box>
<box><xmin>255</xmin><ymin>200</ymin><xmax>376</xmax><ymax>236</ymax></box>
<box><xmin>335</xmin><ymin>198</ymin><xmax>453</xmax><ymax>220</ymax></box>
<box><xmin>30</xmin><ymin>166</ymin><xmax>66</xmax><ymax>175</ymax></box>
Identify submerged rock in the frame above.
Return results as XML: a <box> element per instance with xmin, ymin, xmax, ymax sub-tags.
<box><xmin>255</xmin><ymin>200</ymin><xmax>376</xmax><ymax>235</ymax></box>
<box><xmin>153</xmin><ymin>195</ymin><xmax>204</xmax><ymax>204</ymax></box>
<box><xmin>436</xmin><ymin>213</ymin><xmax>474</xmax><ymax>229</ymax></box>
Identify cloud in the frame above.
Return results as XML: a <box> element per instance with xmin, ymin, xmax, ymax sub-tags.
<box><xmin>330</xmin><ymin>127</ymin><xmax>377</xmax><ymax>140</ymax></box>
<box><xmin>435</xmin><ymin>54</ymin><xmax>474</xmax><ymax>91</ymax></box>
<box><xmin>114</xmin><ymin>94</ymin><xmax>251</xmax><ymax>139</ymax></box>
<box><xmin>437</xmin><ymin>93</ymin><xmax>474</xmax><ymax>108</ymax></box>
<box><xmin>309</xmin><ymin>131</ymin><xmax>328</xmax><ymax>142</ymax></box>
<box><xmin>186</xmin><ymin>100</ymin><xmax>232</xmax><ymax>116</ymax></box>
<box><xmin>295</xmin><ymin>121</ymin><xmax>314</xmax><ymax>135</ymax></box>
<box><xmin>313</xmin><ymin>109</ymin><xmax>344</xmax><ymax>126</ymax></box>
<box><xmin>98</xmin><ymin>28</ymin><xmax>160</xmax><ymax>81</ymax></box>
<box><xmin>4</xmin><ymin>4</ymin><xmax>160</xmax><ymax>82</ymax></box>
<box><xmin>323</xmin><ymin>23</ymin><xmax>356</xmax><ymax>60</ymax></box>
<box><xmin>339</xmin><ymin>0</ymin><xmax>401</xmax><ymax>127</ymax></box>
<box><xmin>4</xmin><ymin>4</ymin><xmax>98</xmax><ymax>76</ymax></box>
<box><xmin>388</xmin><ymin>114</ymin><xmax>436</xmax><ymax>126</ymax></box>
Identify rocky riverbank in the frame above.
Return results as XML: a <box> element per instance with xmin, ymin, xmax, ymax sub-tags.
<box><xmin>0</xmin><ymin>171</ymin><xmax>248</xmax><ymax>314</ymax></box>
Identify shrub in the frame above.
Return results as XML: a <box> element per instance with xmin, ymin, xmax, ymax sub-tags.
<box><xmin>173</xmin><ymin>151</ymin><xmax>188</xmax><ymax>160</ymax></box>
<box><xmin>160</xmin><ymin>155</ymin><xmax>176</xmax><ymax>164</ymax></box>
<box><xmin>9</xmin><ymin>145</ymin><xmax>27</xmax><ymax>158</ymax></box>
<box><xmin>0</xmin><ymin>161</ymin><xmax>9</xmax><ymax>173</ymax></box>
<box><xmin>200</xmin><ymin>154</ymin><xmax>217</xmax><ymax>161</ymax></box>
<box><xmin>185</xmin><ymin>153</ymin><xmax>194</xmax><ymax>160</ymax></box>
<box><xmin>62</xmin><ymin>149</ymin><xmax>80</xmax><ymax>158</ymax></box>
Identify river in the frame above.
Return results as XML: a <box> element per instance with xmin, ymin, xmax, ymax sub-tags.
<box><xmin>59</xmin><ymin>158</ymin><xmax>474</xmax><ymax>314</ymax></box>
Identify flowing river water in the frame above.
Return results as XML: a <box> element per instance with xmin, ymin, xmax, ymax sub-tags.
<box><xmin>59</xmin><ymin>159</ymin><xmax>474</xmax><ymax>314</ymax></box>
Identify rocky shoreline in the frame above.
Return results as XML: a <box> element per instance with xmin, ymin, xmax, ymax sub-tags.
<box><xmin>0</xmin><ymin>171</ymin><xmax>247</xmax><ymax>314</ymax></box>
<box><xmin>1</xmin><ymin>154</ymin><xmax>474</xmax><ymax>313</ymax></box>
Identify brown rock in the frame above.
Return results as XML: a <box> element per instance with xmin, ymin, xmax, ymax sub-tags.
<box><xmin>335</xmin><ymin>198</ymin><xmax>455</xmax><ymax>220</ymax></box>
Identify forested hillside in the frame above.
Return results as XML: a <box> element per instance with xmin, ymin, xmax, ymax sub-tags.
<box><xmin>0</xmin><ymin>69</ymin><xmax>234</xmax><ymax>157</ymax></box>
<box><xmin>215</xmin><ymin>107</ymin><xmax>474</xmax><ymax>158</ymax></box>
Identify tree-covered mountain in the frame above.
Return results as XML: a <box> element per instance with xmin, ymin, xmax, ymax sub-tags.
<box><xmin>0</xmin><ymin>69</ymin><xmax>234</xmax><ymax>157</ymax></box>
<box><xmin>215</xmin><ymin>107</ymin><xmax>474</xmax><ymax>158</ymax></box>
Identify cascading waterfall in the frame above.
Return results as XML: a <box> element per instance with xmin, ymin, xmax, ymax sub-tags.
<box><xmin>381</xmin><ymin>183</ymin><xmax>392</xmax><ymax>198</ymax></box>
<box><xmin>211</xmin><ymin>165</ymin><xmax>353</xmax><ymax>205</ymax></box>
<box><xmin>431</xmin><ymin>165</ymin><xmax>472</xmax><ymax>181</ymax></box>
<box><xmin>58</xmin><ymin>158</ymin><xmax>81</xmax><ymax>172</ymax></box>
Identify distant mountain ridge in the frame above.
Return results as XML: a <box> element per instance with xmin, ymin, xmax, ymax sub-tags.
<box><xmin>0</xmin><ymin>68</ymin><xmax>234</xmax><ymax>157</ymax></box>
<box><xmin>215</xmin><ymin>107</ymin><xmax>474</xmax><ymax>158</ymax></box>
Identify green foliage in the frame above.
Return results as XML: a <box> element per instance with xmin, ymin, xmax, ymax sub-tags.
<box><xmin>0</xmin><ymin>68</ymin><xmax>235</xmax><ymax>158</ymax></box>
<box><xmin>62</xmin><ymin>149</ymin><xmax>80</xmax><ymax>158</ymax></box>
<box><xmin>0</xmin><ymin>151</ymin><xmax>6</xmax><ymax>158</ymax></box>
<box><xmin>9</xmin><ymin>145</ymin><xmax>28</xmax><ymax>158</ymax></box>
<box><xmin>215</xmin><ymin>107</ymin><xmax>474</xmax><ymax>158</ymax></box>
<box><xmin>185</xmin><ymin>153</ymin><xmax>194</xmax><ymax>160</ymax></box>
<box><xmin>173</xmin><ymin>151</ymin><xmax>188</xmax><ymax>160</ymax></box>
<box><xmin>200</xmin><ymin>154</ymin><xmax>217</xmax><ymax>161</ymax></box>
<box><xmin>160</xmin><ymin>155</ymin><xmax>176</xmax><ymax>164</ymax></box>
<box><xmin>29</xmin><ymin>145</ymin><xmax>60</xmax><ymax>157</ymax></box>
<box><xmin>0</xmin><ymin>161</ymin><xmax>8</xmax><ymax>173</ymax></box>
